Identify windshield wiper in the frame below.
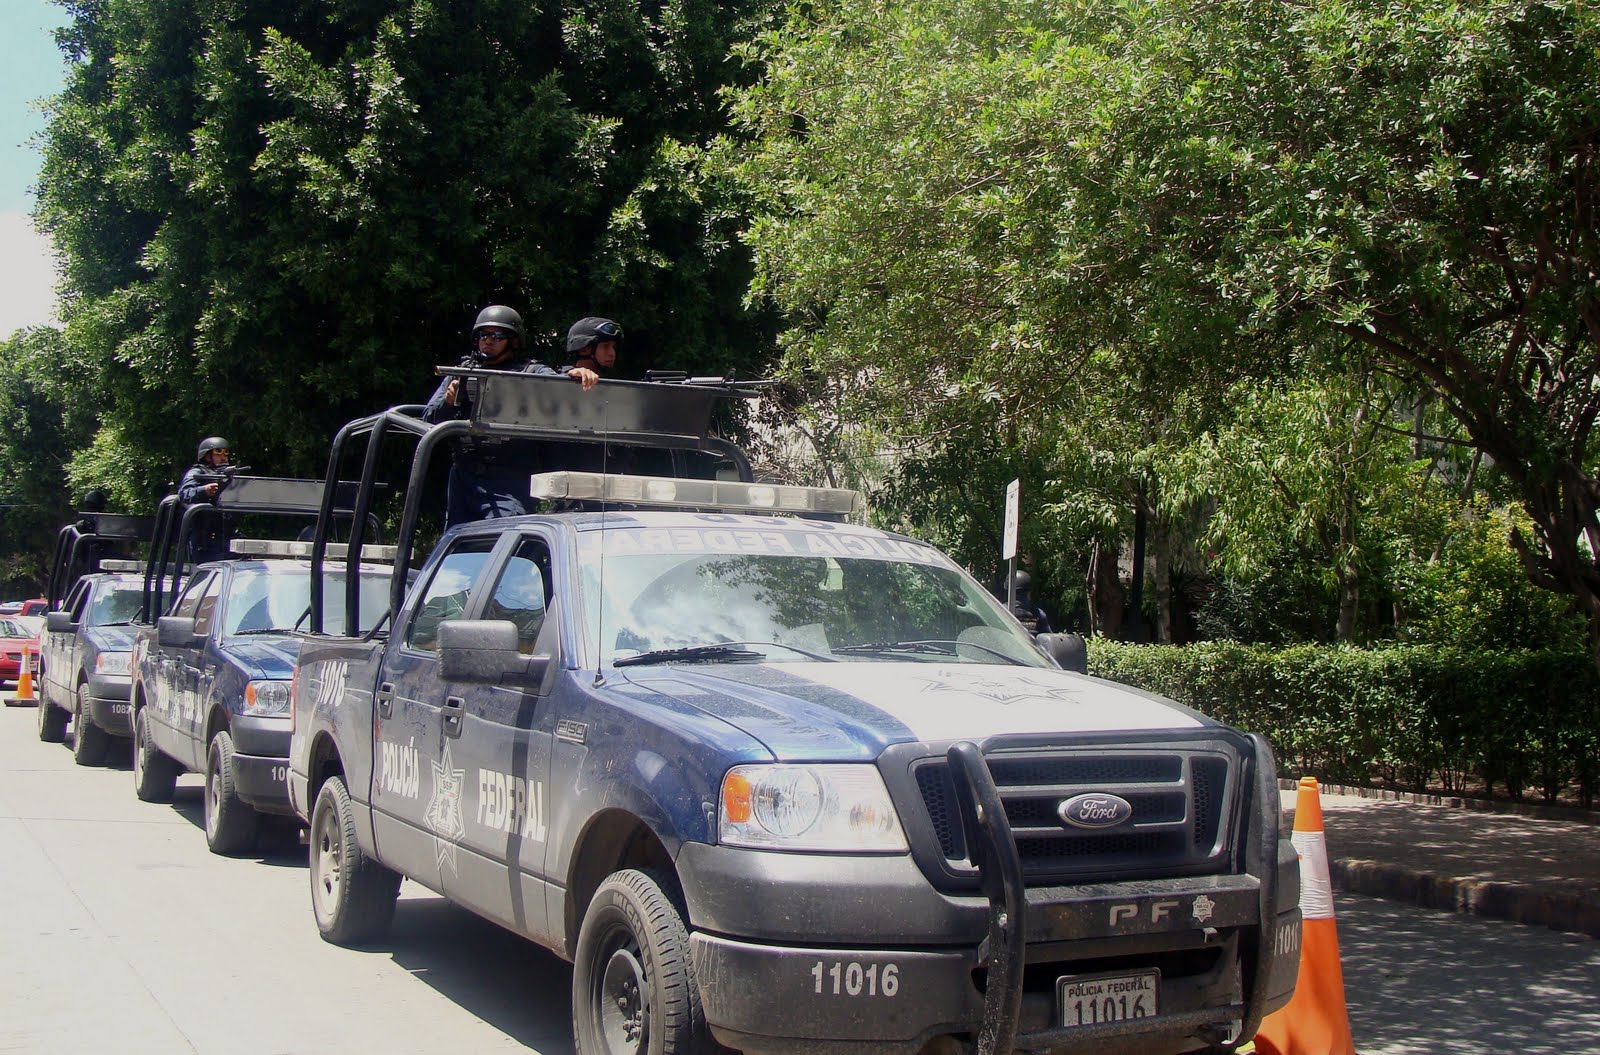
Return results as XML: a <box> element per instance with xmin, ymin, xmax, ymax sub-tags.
<box><xmin>232</xmin><ymin>627</ymin><xmax>297</xmax><ymax>636</ymax></box>
<box><xmin>614</xmin><ymin>643</ymin><xmax>767</xmax><ymax>667</ymax></box>
<box><xmin>833</xmin><ymin>639</ymin><xmax>1025</xmax><ymax>664</ymax></box>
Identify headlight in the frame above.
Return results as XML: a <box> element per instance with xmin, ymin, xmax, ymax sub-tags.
<box><xmin>243</xmin><ymin>680</ymin><xmax>292</xmax><ymax>716</ymax></box>
<box><xmin>719</xmin><ymin>764</ymin><xmax>908</xmax><ymax>852</ymax></box>
<box><xmin>95</xmin><ymin>652</ymin><xmax>131</xmax><ymax>676</ymax></box>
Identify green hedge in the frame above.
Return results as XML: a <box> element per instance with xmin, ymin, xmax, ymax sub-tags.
<box><xmin>1087</xmin><ymin>641</ymin><xmax>1600</xmax><ymax>807</ymax></box>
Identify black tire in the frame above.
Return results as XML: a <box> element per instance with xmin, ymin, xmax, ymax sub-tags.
<box><xmin>204</xmin><ymin>730</ymin><xmax>259</xmax><ymax>855</ymax></box>
<box><xmin>36</xmin><ymin>692</ymin><xmax>68</xmax><ymax>743</ymax></box>
<box><xmin>573</xmin><ymin>869</ymin><xmax>720</xmax><ymax>1055</ymax></box>
<box><xmin>71</xmin><ymin>684</ymin><xmax>108</xmax><ymax>766</ymax></box>
<box><xmin>309</xmin><ymin>775</ymin><xmax>401</xmax><ymax>945</ymax></box>
<box><xmin>132</xmin><ymin>707</ymin><xmax>178</xmax><ymax>803</ymax></box>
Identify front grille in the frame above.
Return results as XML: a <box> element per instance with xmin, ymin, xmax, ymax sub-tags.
<box><xmin>912</xmin><ymin>746</ymin><xmax>1236</xmax><ymax>886</ymax></box>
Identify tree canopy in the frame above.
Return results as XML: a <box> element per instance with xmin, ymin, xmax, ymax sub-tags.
<box><xmin>726</xmin><ymin>0</ymin><xmax>1600</xmax><ymax>653</ymax></box>
<box><xmin>32</xmin><ymin>0</ymin><xmax>777</xmax><ymax>507</ymax></box>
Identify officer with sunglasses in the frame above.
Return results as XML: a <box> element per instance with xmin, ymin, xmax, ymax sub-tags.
<box><xmin>424</xmin><ymin>305</ymin><xmax>603</xmax><ymax>525</ymax></box>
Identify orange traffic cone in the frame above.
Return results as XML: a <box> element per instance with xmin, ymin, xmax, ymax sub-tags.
<box><xmin>1253</xmin><ymin>777</ymin><xmax>1356</xmax><ymax>1055</ymax></box>
<box><xmin>15</xmin><ymin>645</ymin><xmax>36</xmax><ymax>703</ymax></box>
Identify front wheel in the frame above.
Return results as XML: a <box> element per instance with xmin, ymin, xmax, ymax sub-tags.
<box><xmin>204</xmin><ymin>730</ymin><xmax>259</xmax><ymax>855</ymax></box>
<box><xmin>71</xmin><ymin>684</ymin><xmax>108</xmax><ymax>766</ymax></box>
<box><xmin>309</xmin><ymin>775</ymin><xmax>401</xmax><ymax>946</ymax></box>
<box><xmin>572</xmin><ymin>869</ymin><xmax>721</xmax><ymax>1055</ymax></box>
<box><xmin>132</xmin><ymin>707</ymin><xmax>178</xmax><ymax>802</ymax></box>
<box><xmin>36</xmin><ymin>691</ymin><xmax>68</xmax><ymax>743</ymax></box>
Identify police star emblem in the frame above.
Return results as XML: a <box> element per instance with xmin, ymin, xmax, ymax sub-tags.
<box><xmin>425</xmin><ymin>743</ymin><xmax>467</xmax><ymax>874</ymax></box>
<box><xmin>1191</xmin><ymin>894</ymin><xmax>1216</xmax><ymax>924</ymax></box>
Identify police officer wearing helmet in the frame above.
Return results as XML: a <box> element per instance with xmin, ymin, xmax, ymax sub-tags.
<box><xmin>423</xmin><ymin>305</ymin><xmax>602</xmax><ymax>526</ymax></box>
<box><xmin>564</xmin><ymin>316</ymin><xmax>622</xmax><ymax>378</ymax></box>
<box><xmin>177</xmin><ymin>436</ymin><xmax>236</xmax><ymax>564</ymax></box>
<box><xmin>1009</xmin><ymin>569</ymin><xmax>1053</xmax><ymax>635</ymax></box>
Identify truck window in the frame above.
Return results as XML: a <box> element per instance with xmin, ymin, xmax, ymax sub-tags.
<box><xmin>192</xmin><ymin>575</ymin><xmax>226</xmax><ymax>637</ymax></box>
<box><xmin>172</xmin><ymin>571</ymin><xmax>215</xmax><ymax>620</ymax></box>
<box><xmin>223</xmin><ymin>567</ymin><xmax>391</xmax><ymax>636</ymax></box>
<box><xmin>405</xmin><ymin>536</ymin><xmax>498</xmax><ymax>653</ymax></box>
<box><xmin>86</xmin><ymin>584</ymin><xmax>142</xmax><ymax>626</ymax></box>
<box><xmin>68</xmin><ymin>582</ymin><xmax>91</xmax><ymax>621</ymax></box>
<box><xmin>484</xmin><ymin>538</ymin><xmax>551</xmax><ymax>654</ymax></box>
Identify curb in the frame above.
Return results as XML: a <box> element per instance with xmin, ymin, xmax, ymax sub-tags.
<box><xmin>1277</xmin><ymin>778</ymin><xmax>1600</xmax><ymax>825</ymax></box>
<box><xmin>1328</xmin><ymin>857</ymin><xmax>1600</xmax><ymax>940</ymax></box>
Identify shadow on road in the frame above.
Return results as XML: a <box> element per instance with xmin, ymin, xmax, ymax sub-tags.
<box><xmin>162</xmin><ymin>785</ymin><xmax>310</xmax><ymax>868</ymax></box>
<box><xmin>368</xmin><ymin>895</ymin><xmax>577</xmax><ymax>1054</ymax></box>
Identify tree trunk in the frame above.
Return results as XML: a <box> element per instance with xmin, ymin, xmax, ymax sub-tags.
<box><xmin>1085</xmin><ymin>539</ymin><xmax>1124</xmax><ymax>640</ymax></box>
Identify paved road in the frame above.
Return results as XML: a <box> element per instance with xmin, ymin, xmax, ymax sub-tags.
<box><xmin>0</xmin><ymin>700</ymin><xmax>574</xmax><ymax>1055</ymax></box>
<box><xmin>5</xmin><ymin>696</ymin><xmax>1599</xmax><ymax>1055</ymax></box>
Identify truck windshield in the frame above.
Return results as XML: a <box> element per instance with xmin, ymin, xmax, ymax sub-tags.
<box><xmin>579</xmin><ymin>527</ymin><xmax>1047</xmax><ymax>668</ymax></box>
<box><xmin>86</xmin><ymin>585</ymin><xmax>143</xmax><ymax>626</ymax></box>
<box><xmin>223</xmin><ymin>567</ymin><xmax>392</xmax><ymax>636</ymax></box>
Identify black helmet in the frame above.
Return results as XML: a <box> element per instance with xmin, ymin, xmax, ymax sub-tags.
<box><xmin>473</xmin><ymin>305</ymin><xmax>525</xmax><ymax>342</ymax></box>
<box><xmin>196</xmin><ymin>436</ymin><xmax>230</xmax><ymax>461</ymax></box>
<box><xmin>1012</xmin><ymin>570</ymin><xmax>1033</xmax><ymax>592</ymax></box>
<box><xmin>81</xmin><ymin>489</ymin><xmax>108</xmax><ymax>513</ymax></box>
<box><xmin>566</xmin><ymin>316</ymin><xmax>623</xmax><ymax>356</ymax></box>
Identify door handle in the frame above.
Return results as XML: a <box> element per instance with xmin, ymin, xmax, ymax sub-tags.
<box><xmin>375</xmin><ymin>681</ymin><xmax>396</xmax><ymax>719</ymax></box>
<box><xmin>442</xmin><ymin>695</ymin><xmax>464</xmax><ymax>739</ymax></box>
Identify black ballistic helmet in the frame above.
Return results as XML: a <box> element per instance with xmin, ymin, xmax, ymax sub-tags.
<box><xmin>81</xmin><ymin>489</ymin><xmax>108</xmax><ymax>513</ymax></box>
<box><xmin>566</xmin><ymin>317</ymin><xmax>623</xmax><ymax>356</ymax></box>
<box><xmin>473</xmin><ymin>305</ymin><xmax>525</xmax><ymax>343</ymax></box>
<box><xmin>196</xmin><ymin>436</ymin><xmax>231</xmax><ymax>461</ymax></box>
<box><xmin>1012</xmin><ymin>570</ymin><xmax>1033</xmax><ymax>592</ymax></box>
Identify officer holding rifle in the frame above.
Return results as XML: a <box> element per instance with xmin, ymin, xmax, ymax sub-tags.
<box><xmin>177</xmin><ymin>435</ymin><xmax>240</xmax><ymax>563</ymax></box>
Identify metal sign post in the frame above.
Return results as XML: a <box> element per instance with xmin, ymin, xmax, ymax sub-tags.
<box><xmin>1003</xmin><ymin>479</ymin><xmax>1020</xmax><ymax>612</ymax></box>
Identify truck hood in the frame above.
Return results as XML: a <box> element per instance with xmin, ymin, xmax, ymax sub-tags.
<box><xmin>85</xmin><ymin>625</ymin><xmax>137</xmax><ymax>652</ymax></box>
<box><xmin>617</xmin><ymin>661</ymin><xmax>1209</xmax><ymax>761</ymax></box>
<box><xmin>219</xmin><ymin>636</ymin><xmax>303</xmax><ymax>681</ymax></box>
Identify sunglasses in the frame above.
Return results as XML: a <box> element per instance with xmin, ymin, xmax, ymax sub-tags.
<box><xmin>475</xmin><ymin>330</ymin><xmax>512</xmax><ymax>342</ymax></box>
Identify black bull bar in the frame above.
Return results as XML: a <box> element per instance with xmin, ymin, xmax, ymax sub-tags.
<box><xmin>945</xmin><ymin>736</ymin><xmax>1283</xmax><ymax>1054</ymax></box>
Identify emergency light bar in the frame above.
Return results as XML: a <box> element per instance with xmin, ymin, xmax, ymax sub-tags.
<box><xmin>98</xmin><ymin>559</ymin><xmax>146</xmax><ymax>573</ymax></box>
<box><xmin>230</xmin><ymin>539</ymin><xmax>402</xmax><ymax>561</ymax></box>
<box><xmin>530</xmin><ymin>472</ymin><xmax>865</xmax><ymax>517</ymax></box>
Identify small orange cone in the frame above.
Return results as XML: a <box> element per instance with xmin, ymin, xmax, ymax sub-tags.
<box><xmin>1253</xmin><ymin>777</ymin><xmax>1356</xmax><ymax>1055</ymax></box>
<box><xmin>14</xmin><ymin>645</ymin><xmax>36</xmax><ymax>703</ymax></box>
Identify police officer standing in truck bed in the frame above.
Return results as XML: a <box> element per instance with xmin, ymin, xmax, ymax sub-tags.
<box><xmin>424</xmin><ymin>305</ymin><xmax>601</xmax><ymax>526</ymax></box>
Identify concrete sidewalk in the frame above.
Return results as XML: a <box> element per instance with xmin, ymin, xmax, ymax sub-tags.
<box><xmin>1284</xmin><ymin>782</ymin><xmax>1600</xmax><ymax>939</ymax></box>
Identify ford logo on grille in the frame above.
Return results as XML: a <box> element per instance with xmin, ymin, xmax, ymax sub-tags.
<box><xmin>1058</xmin><ymin>793</ymin><xmax>1134</xmax><ymax>829</ymax></box>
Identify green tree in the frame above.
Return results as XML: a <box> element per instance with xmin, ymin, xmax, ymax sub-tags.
<box><xmin>36</xmin><ymin>0</ymin><xmax>777</xmax><ymax>506</ymax></box>
<box><xmin>728</xmin><ymin>0</ymin><xmax>1600</xmax><ymax>658</ymax></box>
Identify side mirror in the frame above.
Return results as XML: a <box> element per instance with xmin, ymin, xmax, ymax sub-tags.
<box><xmin>1038</xmin><ymin>632</ymin><xmax>1088</xmax><ymax>675</ymax></box>
<box><xmin>46</xmin><ymin>611</ymin><xmax>77</xmax><ymax>633</ymax></box>
<box><xmin>157</xmin><ymin>615</ymin><xmax>202</xmax><ymax>649</ymax></box>
<box><xmin>438</xmin><ymin>619</ymin><xmax>549</xmax><ymax>684</ymax></box>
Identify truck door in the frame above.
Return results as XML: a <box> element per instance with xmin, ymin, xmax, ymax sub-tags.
<box><xmin>148</xmin><ymin>569</ymin><xmax>215</xmax><ymax>760</ymax></box>
<box><xmin>182</xmin><ymin>572</ymin><xmax>227</xmax><ymax>772</ymax></box>
<box><xmin>443</xmin><ymin>534</ymin><xmax>558</xmax><ymax>942</ymax></box>
<box><xmin>374</xmin><ymin>534</ymin><xmax>499</xmax><ymax>896</ymax></box>
<box><xmin>48</xmin><ymin>581</ymin><xmax>89</xmax><ymax>701</ymax></box>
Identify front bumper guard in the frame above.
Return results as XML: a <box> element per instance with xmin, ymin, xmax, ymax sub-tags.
<box><xmin>945</xmin><ymin>735</ymin><xmax>1282</xmax><ymax>1055</ymax></box>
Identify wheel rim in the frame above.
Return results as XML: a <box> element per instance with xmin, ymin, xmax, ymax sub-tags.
<box><xmin>311</xmin><ymin>802</ymin><xmax>342</xmax><ymax>917</ymax></box>
<box><xmin>133</xmin><ymin>715</ymin><xmax>145</xmax><ymax>783</ymax></box>
<box><xmin>595</xmin><ymin>930</ymin><xmax>648</xmax><ymax>1054</ymax></box>
<box><xmin>205</xmin><ymin>750</ymin><xmax>221</xmax><ymax>838</ymax></box>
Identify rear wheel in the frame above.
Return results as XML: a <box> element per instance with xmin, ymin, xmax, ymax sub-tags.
<box><xmin>573</xmin><ymin>869</ymin><xmax>721</xmax><ymax>1055</ymax></box>
<box><xmin>204</xmin><ymin>730</ymin><xmax>259</xmax><ymax>855</ymax></box>
<box><xmin>71</xmin><ymin>684</ymin><xmax>108</xmax><ymax>766</ymax></box>
<box><xmin>132</xmin><ymin>708</ymin><xmax>178</xmax><ymax>803</ymax></box>
<box><xmin>36</xmin><ymin>690</ymin><xmax>68</xmax><ymax>743</ymax></box>
<box><xmin>309</xmin><ymin>775</ymin><xmax>400</xmax><ymax>946</ymax></box>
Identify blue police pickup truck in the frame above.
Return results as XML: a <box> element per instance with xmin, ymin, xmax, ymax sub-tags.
<box><xmin>38</xmin><ymin>569</ymin><xmax>145</xmax><ymax>763</ymax></box>
<box><xmin>290</xmin><ymin>469</ymin><xmax>1301</xmax><ymax>1055</ymax></box>
<box><xmin>131</xmin><ymin>548</ymin><xmax>392</xmax><ymax>854</ymax></box>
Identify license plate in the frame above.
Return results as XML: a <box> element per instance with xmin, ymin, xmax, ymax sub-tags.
<box><xmin>1058</xmin><ymin>970</ymin><xmax>1158</xmax><ymax>1028</ymax></box>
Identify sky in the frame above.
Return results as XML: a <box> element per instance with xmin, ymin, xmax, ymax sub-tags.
<box><xmin>0</xmin><ymin>0</ymin><xmax>68</xmax><ymax>337</ymax></box>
